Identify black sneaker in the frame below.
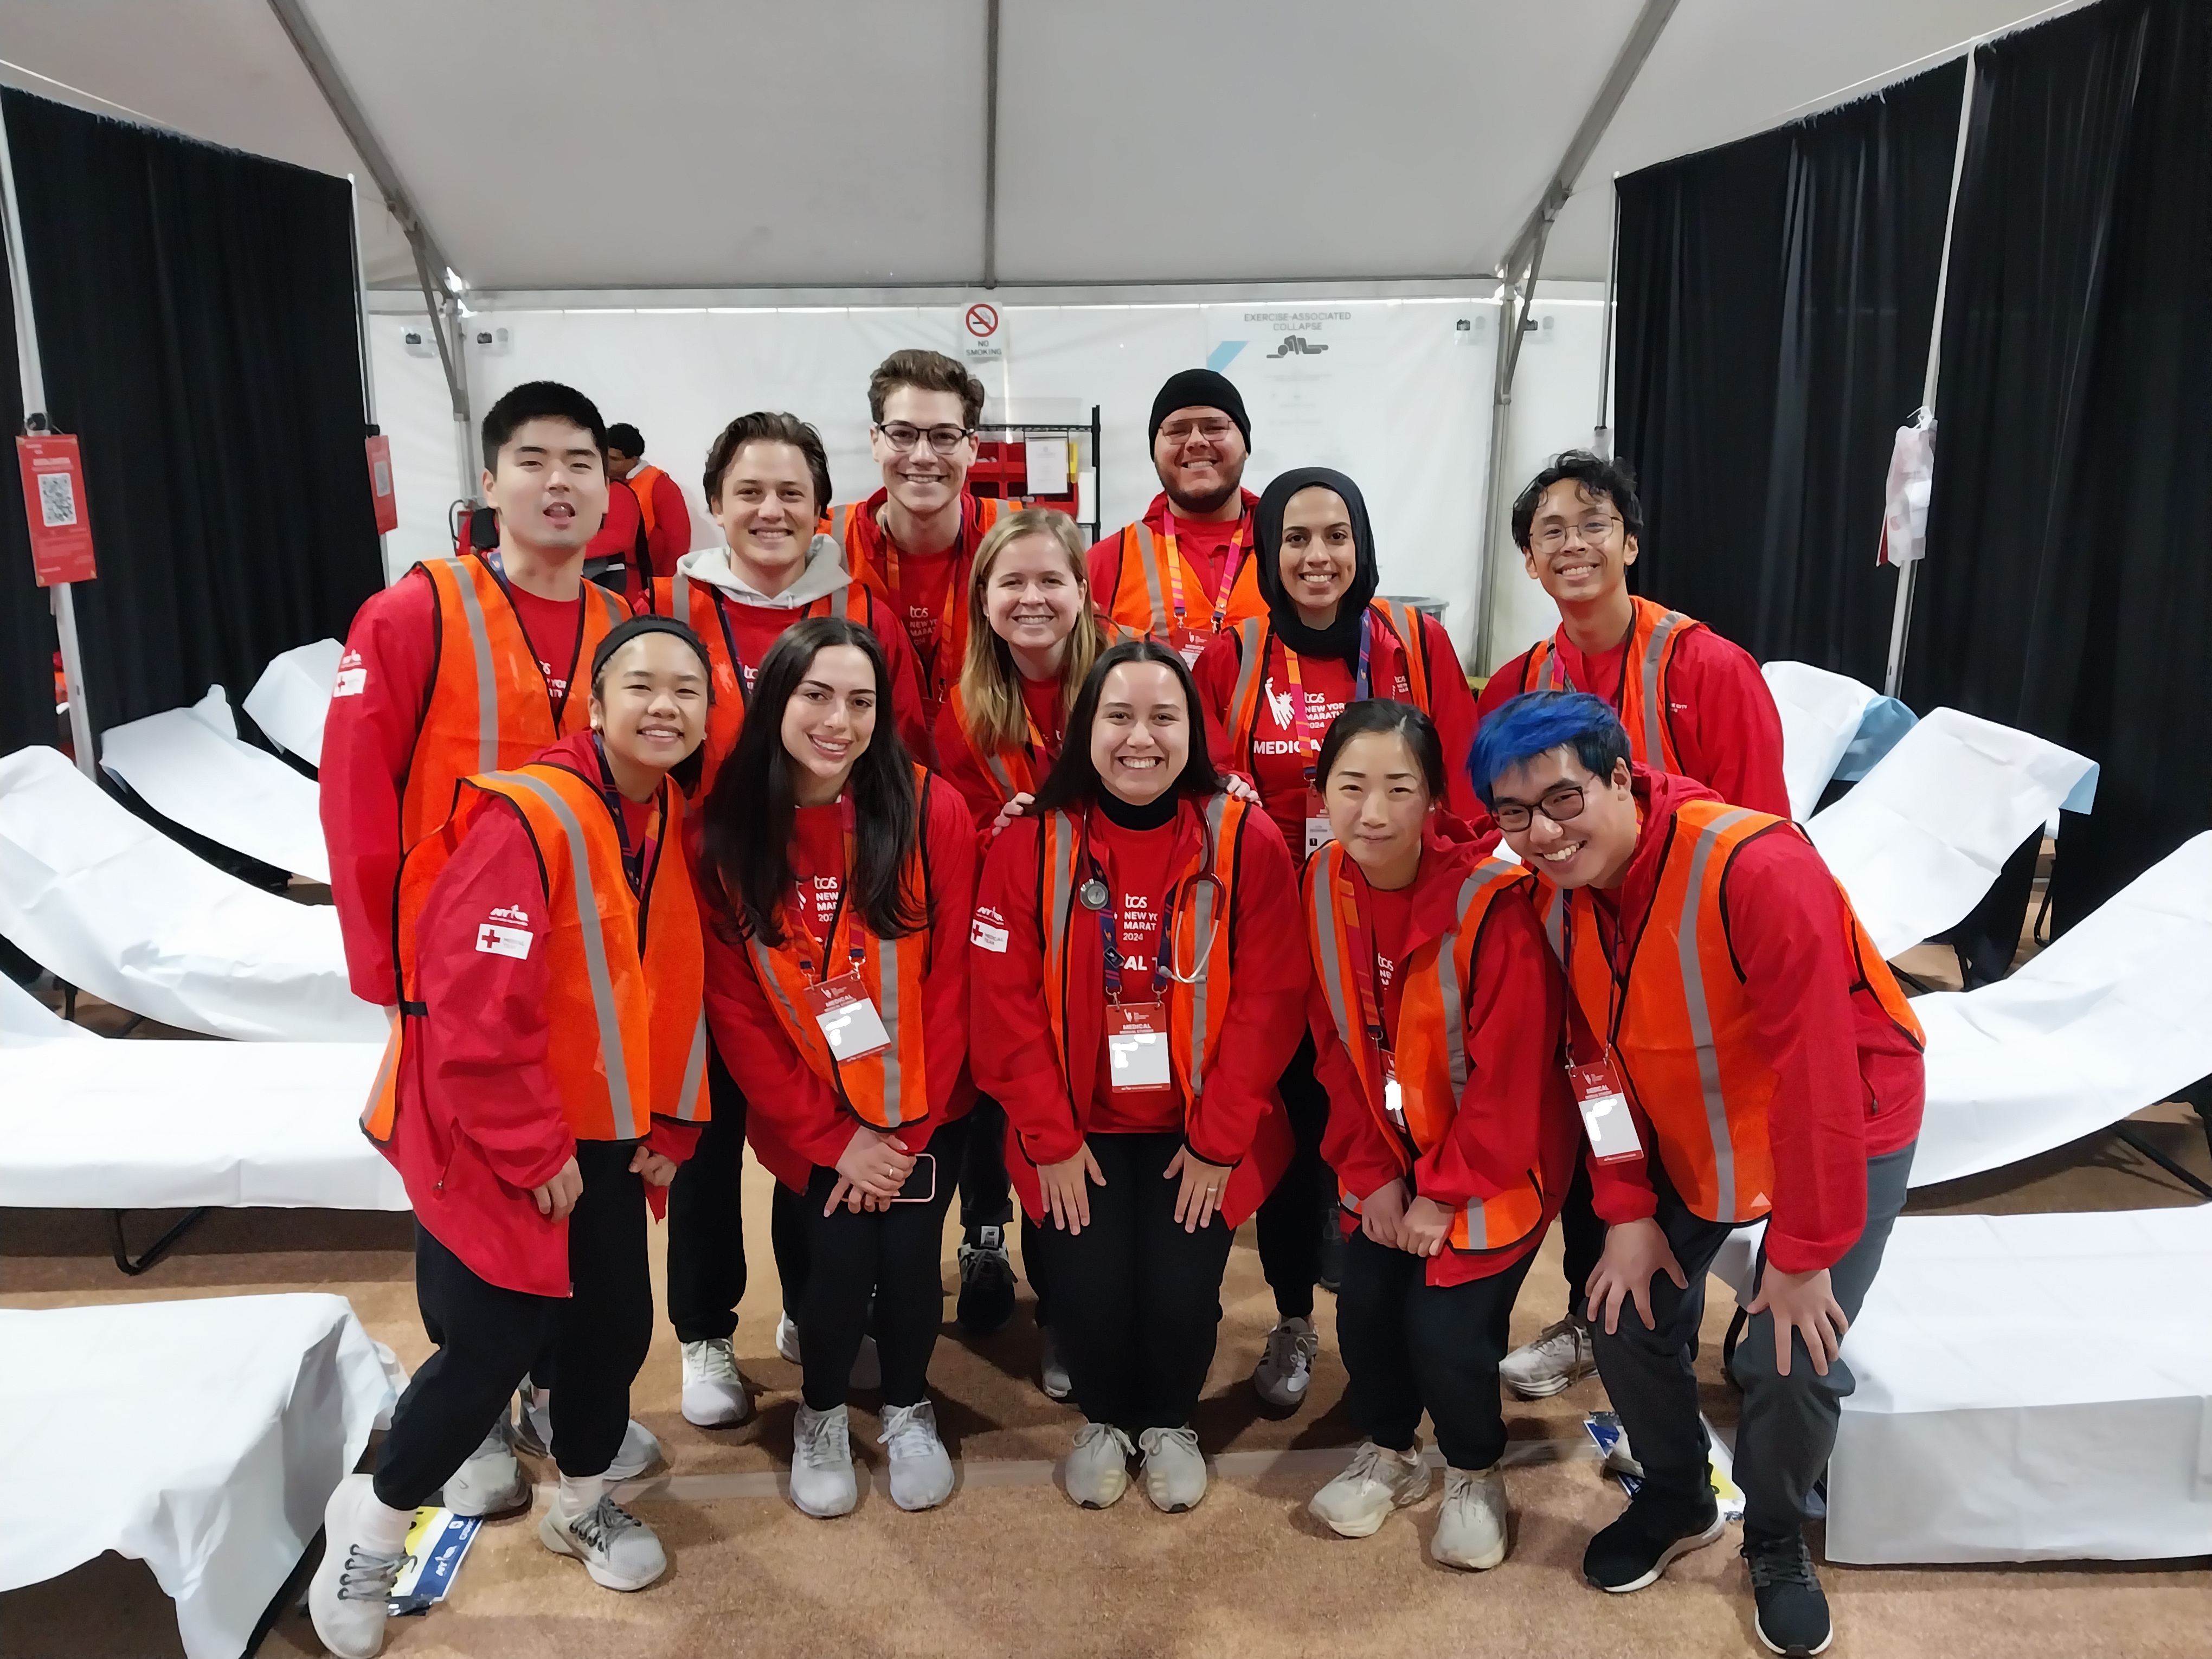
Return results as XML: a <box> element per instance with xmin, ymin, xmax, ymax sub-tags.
<box><xmin>1744</xmin><ymin>1528</ymin><xmax>1832</xmax><ymax>1655</ymax></box>
<box><xmin>1583</xmin><ymin>1483</ymin><xmax>1724</xmax><ymax>1593</ymax></box>
<box><xmin>956</xmin><ymin>1225</ymin><xmax>1018</xmax><ymax>1335</ymax></box>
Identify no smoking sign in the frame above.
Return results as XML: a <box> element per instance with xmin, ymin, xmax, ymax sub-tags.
<box><xmin>960</xmin><ymin>300</ymin><xmax>1005</xmax><ymax>365</ymax></box>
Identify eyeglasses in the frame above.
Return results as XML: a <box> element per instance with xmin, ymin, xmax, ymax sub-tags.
<box><xmin>876</xmin><ymin>421</ymin><xmax>974</xmax><ymax>455</ymax></box>
<box><xmin>1157</xmin><ymin>417</ymin><xmax>1239</xmax><ymax>447</ymax></box>
<box><xmin>1489</xmin><ymin>781</ymin><xmax>1594</xmax><ymax>833</ymax></box>
<box><xmin>1530</xmin><ymin>516</ymin><xmax>1622</xmax><ymax>554</ymax></box>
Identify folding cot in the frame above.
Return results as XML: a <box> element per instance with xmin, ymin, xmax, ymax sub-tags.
<box><xmin>242</xmin><ymin>636</ymin><xmax>343</xmax><ymax>769</ymax></box>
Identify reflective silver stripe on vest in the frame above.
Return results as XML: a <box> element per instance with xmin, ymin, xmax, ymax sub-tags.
<box><xmin>1133</xmin><ymin>524</ymin><xmax>1171</xmax><ymax>634</ymax></box>
<box><xmin>1044</xmin><ymin>809</ymin><xmax>1076</xmax><ymax>974</ymax></box>
<box><xmin>877</xmin><ymin>934</ymin><xmax>905</xmax><ymax>1127</ymax></box>
<box><xmin>499</xmin><ymin>771</ymin><xmax>641</xmax><ymax>1140</ymax></box>
<box><xmin>746</xmin><ymin>930</ymin><xmax>817</xmax><ymax>1069</ymax></box>
<box><xmin>443</xmin><ymin>558</ymin><xmax>501</xmax><ymax>774</ymax></box>
<box><xmin>1182</xmin><ymin>794</ymin><xmax>1229</xmax><ymax>1098</ymax></box>
<box><xmin>671</xmin><ymin>568</ymin><xmax>690</xmax><ymax>619</ymax></box>
<box><xmin>981</xmin><ymin>744</ymin><xmax>1019</xmax><ymax>801</ymax></box>
<box><xmin>1542</xmin><ymin>884</ymin><xmax>1565</xmax><ymax>961</ymax></box>
<box><xmin>1226</xmin><ymin>618</ymin><xmax>1269</xmax><ymax>768</ymax></box>
<box><xmin>1310</xmin><ymin>851</ymin><xmax>1355</xmax><ymax>1045</ymax></box>
<box><xmin>1676</xmin><ymin>806</ymin><xmax>1757</xmax><ymax>1219</ymax></box>
<box><xmin>1536</xmin><ymin>648</ymin><xmax>1562</xmax><ymax>692</ymax></box>
<box><xmin>1435</xmin><ymin>860</ymin><xmax>1520</xmax><ymax>1097</ymax></box>
<box><xmin>592</xmin><ymin>583</ymin><xmax>624</xmax><ymax>631</ymax></box>
<box><xmin>675</xmin><ymin>1009</ymin><xmax>709</xmax><ymax>1122</ymax></box>
<box><xmin>1639</xmin><ymin>610</ymin><xmax>1686</xmax><ymax>762</ymax></box>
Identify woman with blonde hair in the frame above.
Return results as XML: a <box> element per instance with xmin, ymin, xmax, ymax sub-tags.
<box><xmin>934</xmin><ymin>506</ymin><xmax>1112</xmax><ymax>1385</ymax></box>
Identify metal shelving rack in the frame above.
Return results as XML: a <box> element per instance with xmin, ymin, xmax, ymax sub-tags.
<box><xmin>970</xmin><ymin>403</ymin><xmax>1102</xmax><ymax>542</ymax></box>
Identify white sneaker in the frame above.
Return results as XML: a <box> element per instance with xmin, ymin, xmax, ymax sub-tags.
<box><xmin>1500</xmin><ymin>1316</ymin><xmax>1595</xmax><ymax>1399</ymax></box>
<box><xmin>1064</xmin><ymin>1420</ymin><xmax>1133</xmax><ymax>1509</ymax></box>
<box><xmin>1308</xmin><ymin>1440</ymin><xmax>1432</xmax><ymax>1538</ymax></box>
<box><xmin>879</xmin><ymin>1399</ymin><xmax>955</xmax><ymax>1511</ymax></box>
<box><xmin>438</xmin><ymin>1419</ymin><xmax>529</xmax><ymax>1517</ymax></box>
<box><xmin>514</xmin><ymin>1381</ymin><xmax>660</xmax><ymax>1479</ymax></box>
<box><xmin>538</xmin><ymin>1493</ymin><xmax>667</xmax><ymax>1591</ymax></box>
<box><xmin>1038</xmin><ymin>1325</ymin><xmax>1072</xmax><ymax>1401</ymax></box>
<box><xmin>307</xmin><ymin>1474</ymin><xmax>405</xmax><ymax>1659</ymax></box>
<box><xmin>1251</xmin><ymin>1316</ymin><xmax>1319</xmax><ymax>1412</ymax></box>
<box><xmin>789</xmin><ymin>1403</ymin><xmax>858</xmax><ymax>1517</ymax></box>
<box><xmin>775</xmin><ymin>1311</ymin><xmax>882</xmax><ymax>1390</ymax></box>
<box><xmin>1431</xmin><ymin>1465</ymin><xmax>1510</xmax><ymax>1570</ymax></box>
<box><xmin>1137</xmin><ymin>1425</ymin><xmax>1208</xmax><ymax>1513</ymax></box>
<box><xmin>680</xmin><ymin>1337</ymin><xmax>753</xmax><ymax>1427</ymax></box>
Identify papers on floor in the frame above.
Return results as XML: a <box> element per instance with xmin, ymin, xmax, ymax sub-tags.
<box><xmin>389</xmin><ymin>1508</ymin><xmax>484</xmax><ymax>1616</ymax></box>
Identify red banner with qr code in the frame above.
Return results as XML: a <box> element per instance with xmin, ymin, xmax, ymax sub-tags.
<box><xmin>365</xmin><ymin>433</ymin><xmax>399</xmax><ymax>534</ymax></box>
<box><xmin>16</xmin><ymin>434</ymin><xmax>97</xmax><ymax>586</ymax></box>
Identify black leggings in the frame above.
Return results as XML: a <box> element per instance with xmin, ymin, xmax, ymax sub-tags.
<box><xmin>957</xmin><ymin>1095</ymin><xmax>1055</xmax><ymax>1323</ymax></box>
<box><xmin>1337</xmin><ymin>1229</ymin><xmax>1539</xmax><ymax>1471</ymax></box>
<box><xmin>1558</xmin><ymin>1156</ymin><xmax>1604</xmax><ymax>1321</ymax></box>
<box><xmin>665</xmin><ymin>1044</ymin><xmax>809</xmax><ymax>1342</ymax></box>
<box><xmin>795</xmin><ymin>1114</ymin><xmax>969</xmax><ymax>1411</ymax></box>
<box><xmin>1254</xmin><ymin>1033</ymin><xmax>1334</xmax><ymax>1319</ymax></box>
<box><xmin>1043</xmin><ymin>1131</ymin><xmax>1237</xmax><ymax>1434</ymax></box>
<box><xmin>375</xmin><ymin>1141</ymin><xmax>650</xmax><ymax>1507</ymax></box>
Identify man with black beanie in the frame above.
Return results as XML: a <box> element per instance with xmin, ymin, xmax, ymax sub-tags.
<box><xmin>1088</xmin><ymin>368</ymin><xmax>1266</xmax><ymax>662</ymax></box>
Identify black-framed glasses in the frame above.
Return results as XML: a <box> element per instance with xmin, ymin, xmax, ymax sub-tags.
<box><xmin>1490</xmin><ymin>781</ymin><xmax>1594</xmax><ymax>833</ymax></box>
<box><xmin>875</xmin><ymin>421</ymin><xmax>974</xmax><ymax>455</ymax></box>
<box><xmin>1156</xmin><ymin>416</ymin><xmax>1239</xmax><ymax>446</ymax></box>
<box><xmin>1530</xmin><ymin>515</ymin><xmax>1622</xmax><ymax>554</ymax></box>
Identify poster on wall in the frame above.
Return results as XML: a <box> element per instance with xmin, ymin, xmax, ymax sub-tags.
<box><xmin>16</xmin><ymin>434</ymin><xmax>98</xmax><ymax>586</ymax></box>
<box><xmin>1200</xmin><ymin>305</ymin><xmax>1380</xmax><ymax>480</ymax></box>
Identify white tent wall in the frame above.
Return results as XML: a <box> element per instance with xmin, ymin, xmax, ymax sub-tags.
<box><xmin>365</xmin><ymin>287</ymin><xmax>1613</xmax><ymax>666</ymax></box>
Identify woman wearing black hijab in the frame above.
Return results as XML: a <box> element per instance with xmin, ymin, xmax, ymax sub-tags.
<box><xmin>1190</xmin><ymin>466</ymin><xmax>1482</xmax><ymax>1414</ymax></box>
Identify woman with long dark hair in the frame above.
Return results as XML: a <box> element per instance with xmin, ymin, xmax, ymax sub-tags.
<box><xmin>1298</xmin><ymin>699</ymin><xmax>1576</xmax><ymax>1568</ymax></box>
<box><xmin>698</xmin><ymin>616</ymin><xmax>976</xmax><ymax>1520</ymax></box>
<box><xmin>972</xmin><ymin>639</ymin><xmax>1306</xmax><ymax>1513</ymax></box>
<box><xmin>1189</xmin><ymin>466</ymin><xmax>1481</xmax><ymax>1414</ymax></box>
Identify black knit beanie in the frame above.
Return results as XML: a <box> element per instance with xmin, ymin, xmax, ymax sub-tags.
<box><xmin>1148</xmin><ymin>369</ymin><xmax>1251</xmax><ymax>449</ymax></box>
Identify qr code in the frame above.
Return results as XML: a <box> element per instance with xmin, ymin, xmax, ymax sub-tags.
<box><xmin>37</xmin><ymin>471</ymin><xmax>77</xmax><ymax>529</ymax></box>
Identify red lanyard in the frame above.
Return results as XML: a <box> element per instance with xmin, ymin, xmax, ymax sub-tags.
<box><xmin>1160</xmin><ymin>505</ymin><xmax>1252</xmax><ymax>633</ymax></box>
<box><xmin>1336</xmin><ymin>867</ymin><xmax>1393</xmax><ymax>1058</ymax></box>
<box><xmin>789</xmin><ymin>795</ymin><xmax>861</xmax><ymax>981</ymax></box>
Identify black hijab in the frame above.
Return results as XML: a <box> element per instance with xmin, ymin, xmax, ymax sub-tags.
<box><xmin>1253</xmin><ymin>466</ymin><xmax>1379</xmax><ymax>661</ymax></box>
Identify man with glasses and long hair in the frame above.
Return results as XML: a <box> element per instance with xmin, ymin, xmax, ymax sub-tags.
<box><xmin>829</xmin><ymin>349</ymin><xmax>1020</xmax><ymax>754</ymax></box>
<box><xmin>1086</xmin><ymin>369</ymin><xmax>1268</xmax><ymax>662</ymax></box>
<box><xmin>1470</xmin><ymin>690</ymin><xmax>1921</xmax><ymax>1658</ymax></box>
<box><xmin>1478</xmin><ymin>450</ymin><xmax>1789</xmax><ymax>1403</ymax></box>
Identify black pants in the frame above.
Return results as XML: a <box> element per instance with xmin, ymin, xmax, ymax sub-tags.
<box><xmin>1254</xmin><ymin>1033</ymin><xmax>1334</xmax><ymax>1320</ymax></box>
<box><xmin>665</xmin><ymin>1045</ymin><xmax>809</xmax><ymax>1342</ymax></box>
<box><xmin>1558</xmin><ymin>1156</ymin><xmax>1605</xmax><ymax>1321</ymax></box>
<box><xmin>1044</xmin><ymin>1131</ymin><xmax>1238</xmax><ymax>1434</ymax></box>
<box><xmin>1592</xmin><ymin>1143</ymin><xmax>1915</xmax><ymax>1536</ymax></box>
<box><xmin>796</xmin><ymin>1114</ymin><xmax>969</xmax><ymax>1411</ymax></box>
<box><xmin>1337</xmin><ymin>1230</ymin><xmax>1538</xmax><ymax>1471</ymax></box>
<box><xmin>375</xmin><ymin>1141</ymin><xmax>651</xmax><ymax>1507</ymax></box>
<box><xmin>958</xmin><ymin>1095</ymin><xmax>1054</xmax><ymax>1323</ymax></box>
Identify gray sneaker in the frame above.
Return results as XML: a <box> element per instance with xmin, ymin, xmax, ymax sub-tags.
<box><xmin>438</xmin><ymin>1418</ymin><xmax>529</xmax><ymax>1517</ymax></box>
<box><xmin>1308</xmin><ymin>1440</ymin><xmax>1430</xmax><ymax>1538</ymax></box>
<box><xmin>514</xmin><ymin>1380</ymin><xmax>661</xmax><ymax>1479</ymax></box>
<box><xmin>538</xmin><ymin>1493</ymin><xmax>667</xmax><ymax>1591</ymax></box>
<box><xmin>307</xmin><ymin>1475</ymin><xmax>404</xmax><ymax>1659</ymax></box>
<box><xmin>1064</xmin><ymin>1420</ymin><xmax>1134</xmax><ymax>1508</ymax></box>
<box><xmin>879</xmin><ymin>1399</ymin><xmax>955</xmax><ymax>1512</ymax></box>
<box><xmin>1137</xmin><ymin>1425</ymin><xmax>1208</xmax><ymax>1513</ymax></box>
<box><xmin>1500</xmin><ymin>1316</ymin><xmax>1595</xmax><ymax>1399</ymax></box>
<box><xmin>1038</xmin><ymin>1325</ymin><xmax>1073</xmax><ymax>1401</ymax></box>
<box><xmin>1431</xmin><ymin>1465</ymin><xmax>1510</xmax><ymax>1570</ymax></box>
<box><xmin>1251</xmin><ymin>1316</ymin><xmax>1319</xmax><ymax>1413</ymax></box>
<box><xmin>789</xmin><ymin>1402</ymin><xmax>858</xmax><ymax>1518</ymax></box>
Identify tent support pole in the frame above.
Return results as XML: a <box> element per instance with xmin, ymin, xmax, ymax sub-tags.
<box><xmin>982</xmin><ymin>0</ymin><xmax>1000</xmax><ymax>290</ymax></box>
<box><xmin>1473</xmin><ymin>0</ymin><xmax>1679</xmax><ymax>673</ymax></box>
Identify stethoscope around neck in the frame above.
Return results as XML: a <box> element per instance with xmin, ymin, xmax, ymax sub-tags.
<box><xmin>1075</xmin><ymin>798</ymin><xmax>1226</xmax><ymax>987</ymax></box>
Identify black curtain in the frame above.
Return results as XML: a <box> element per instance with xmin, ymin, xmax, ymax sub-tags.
<box><xmin>1613</xmin><ymin>58</ymin><xmax>1965</xmax><ymax>683</ymax></box>
<box><xmin>0</xmin><ymin>88</ymin><xmax>382</xmax><ymax>744</ymax></box>
<box><xmin>0</xmin><ymin>265</ymin><xmax>59</xmax><ymax>756</ymax></box>
<box><xmin>1908</xmin><ymin>0</ymin><xmax>2212</xmax><ymax>928</ymax></box>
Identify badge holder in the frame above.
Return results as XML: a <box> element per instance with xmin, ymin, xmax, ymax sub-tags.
<box><xmin>1568</xmin><ymin>1056</ymin><xmax>1643</xmax><ymax>1163</ymax></box>
<box><xmin>1167</xmin><ymin>622</ymin><xmax>1206</xmax><ymax>668</ymax></box>
<box><xmin>1105</xmin><ymin>1002</ymin><xmax>1172</xmax><ymax>1091</ymax></box>
<box><xmin>1303</xmin><ymin>782</ymin><xmax>1334</xmax><ymax>858</ymax></box>
<box><xmin>1380</xmin><ymin>1052</ymin><xmax>1407</xmax><ymax>1131</ymax></box>
<box><xmin>803</xmin><ymin>974</ymin><xmax>891</xmax><ymax>1062</ymax></box>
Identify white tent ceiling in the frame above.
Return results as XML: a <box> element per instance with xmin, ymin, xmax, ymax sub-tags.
<box><xmin>1</xmin><ymin>0</ymin><xmax>2081</xmax><ymax>296</ymax></box>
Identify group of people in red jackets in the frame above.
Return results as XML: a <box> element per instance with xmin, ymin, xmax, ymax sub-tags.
<box><xmin>308</xmin><ymin>352</ymin><xmax>1921</xmax><ymax>1659</ymax></box>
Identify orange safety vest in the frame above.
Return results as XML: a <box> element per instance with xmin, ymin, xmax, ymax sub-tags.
<box><xmin>1520</xmin><ymin>595</ymin><xmax>1700</xmax><ymax>774</ymax></box>
<box><xmin>1221</xmin><ymin>600</ymin><xmax>1437</xmax><ymax>772</ymax></box>
<box><xmin>364</xmin><ymin>760</ymin><xmax>710</xmax><ymax>1146</ymax></box>
<box><xmin>627</xmin><ymin>464</ymin><xmax>668</xmax><ymax>543</ymax></box>
<box><xmin>740</xmin><ymin>767</ymin><xmax>941</xmax><ymax>1132</ymax></box>
<box><xmin>1038</xmin><ymin>793</ymin><xmax>1243</xmax><ymax>1110</ymax></box>
<box><xmin>1555</xmin><ymin>800</ymin><xmax>1923</xmax><ymax>1224</ymax></box>
<box><xmin>400</xmin><ymin>555</ymin><xmax>628</xmax><ymax>851</ymax></box>
<box><xmin>942</xmin><ymin>679</ymin><xmax>1049</xmax><ymax>808</ymax></box>
<box><xmin>655</xmin><ymin>565</ymin><xmax>877</xmax><ymax>793</ymax></box>
<box><xmin>1102</xmin><ymin>520</ymin><xmax>1269</xmax><ymax>641</ymax></box>
<box><xmin>827</xmin><ymin>496</ymin><xmax>1015</xmax><ymax>704</ymax></box>
<box><xmin>1306</xmin><ymin>843</ymin><xmax>1547</xmax><ymax>1254</ymax></box>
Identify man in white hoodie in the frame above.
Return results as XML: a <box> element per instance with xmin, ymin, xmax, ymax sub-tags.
<box><xmin>651</xmin><ymin>409</ymin><xmax>928</xmax><ymax>1429</ymax></box>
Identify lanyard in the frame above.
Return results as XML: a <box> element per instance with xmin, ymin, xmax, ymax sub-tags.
<box><xmin>1160</xmin><ymin>504</ymin><xmax>1252</xmax><ymax>632</ymax></box>
<box><xmin>477</xmin><ymin>548</ymin><xmax>582</xmax><ymax>721</ymax></box>
<box><xmin>1336</xmin><ymin>867</ymin><xmax>1393</xmax><ymax>1058</ymax></box>
<box><xmin>709</xmin><ymin>590</ymin><xmax>755</xmax><ymax>709</ymax></box>
<box><xmin>790</xmin><ymin>795</ymin><xmax>864</xmax><ymax>983</ymax></box>
<box><xmin>882</xmin><ymin>503</ymin><xmax>967</xmax><ymax>693</ymax></box>
<box><xmin>589</xmin><ymin>733</ymin><xmax>660</xmax><ymax>895</ymax></box>
<box><xmin>1278</xmin><ymin>612</ymin><xmax>1375</xmax><ymax>776</ymax></box>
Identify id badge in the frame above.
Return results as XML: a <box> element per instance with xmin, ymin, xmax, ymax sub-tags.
<box><xmin>803</xmin><ymin>972</ymin><xmax>891</xmax><ymax>1062</ymax></box>
<box><xmin>1304</xmin><ymin>785</ymin><xmax>1334</xmax><ymax>858</ymax></box>
<box><xmin>1167</xmin><ymin>623</ymin><xmax>1206</xmax><ymax>667</ymax></box>
<box><xmin>1568</xmin><ymin>1057</ymin><xmax>1643</xmax><ymax>1163</ymax></box>
<box><xmin>1105</xmin><ymin>1002</ymin><xmax>1172</xmax><ymax>1091</ymax></box>
<box><xmin>1380</xmin><ymin>1052</ymin><xmax>1407</xmax><ymax>1131</ymax></box>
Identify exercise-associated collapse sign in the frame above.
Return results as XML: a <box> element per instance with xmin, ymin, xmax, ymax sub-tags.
<box><xmin>16</xmin><ymin>434</ymin><xmax>97</xmax><ymax>586</ymax></box>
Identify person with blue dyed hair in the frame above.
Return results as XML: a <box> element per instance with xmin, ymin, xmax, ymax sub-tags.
<box><xmin>1475</xmin><ymin>689</ymin><xmax>1925</xmax><ymax>1658</ymax></box>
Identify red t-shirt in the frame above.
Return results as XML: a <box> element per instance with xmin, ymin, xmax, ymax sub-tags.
<box><xmin>504</xmin><ymin>587</ymin><xmax>584</xmax><ymax>709</ymax></box>
<box><xmin>886</xmin><ymin>546</ymin><xmax>961</xmax><ymax>692</ymax></box>
<box><xmin>718</xmin><ymin>595</ymin><xmax>806</xmax><ymax>696</ymax></box>
<box><xmin>1019</xmin><ymin>673</ymin><xmax>1067</xmax><ymax>759</ymax></box>
<box><xmin>1089</xmin><ymin>812</ymin><xmax>1184</xmax><ymax>1135</ymax></box>
<box><xmin>789</xmin><ymin>803</ymin><xmax>845</xmax><ymax>950</ymax></box>
<box><xmin>1243</xmin><ymin>645</ymin><xmax>1357</xmax><ymax>857</ymax></box>
<box><xmin>1366</xmin><ymin>879</ymin><xmax>1416</xmax><ymax>1038</ymax></box>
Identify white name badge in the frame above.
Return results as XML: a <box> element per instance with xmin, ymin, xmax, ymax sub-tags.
<box><xmin>1303</xmin><ymin>785</ymin><xmax>1334</xmax><ymax>857</ymax></box>
<box><xmin>1381</xmin><ymin>1053</ymin><xmax>1407</xmax><ymax>1130</ymax></box>
<box><xmin>1569</xmin><ymin>1059</ymin><xmax>1643</xmax><ymax>1164</ymax></box>
<box><xmin>1105</xmin><ymin>1003</ymin><xmax>1172</xmax><ymax>1091</ymax></box>
<box><xmin>804</xmin><ymin>973</ymin><xmax>891</xmax><ymax>1062</ymax></box>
